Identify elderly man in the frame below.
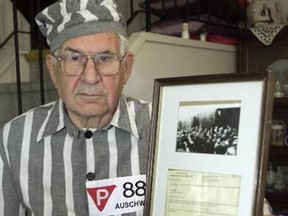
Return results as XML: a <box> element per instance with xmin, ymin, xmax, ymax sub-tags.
<box><xmin>0</xmin><ymin>0</ymin><xmax>278</xmax><ymax>215</ymax></box>
<box><xmin>0</xmin><ymin>0</ymin><xmax>150</xmax><ymax>215</ymax></box>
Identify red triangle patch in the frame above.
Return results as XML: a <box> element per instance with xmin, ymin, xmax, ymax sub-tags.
<box><xmin>87</xmin><ymin>185</ymin><xmax>117</xmax><ymax>212</ymax></box>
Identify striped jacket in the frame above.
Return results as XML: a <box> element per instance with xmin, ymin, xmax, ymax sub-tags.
<box><xmin>0</xmin><ymin>95</ymin><xmax>151</xmax><ymax>216</ymax></box>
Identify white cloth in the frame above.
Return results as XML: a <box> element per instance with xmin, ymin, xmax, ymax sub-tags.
<box><xmin>263</xmin><ymin>198</ymin><xmax>273</xmax><ymax>215</ymax></box>
<box><xmin>250</xmin><ymin>24</ymin><xmax>285</xmax><ymax>46</ymax></box>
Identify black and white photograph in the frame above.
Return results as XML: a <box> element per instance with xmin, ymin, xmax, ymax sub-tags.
<box><xmin>176</xmin><ymin>101</ymin><xmax>240</xmax><ymax>155</ymax></box>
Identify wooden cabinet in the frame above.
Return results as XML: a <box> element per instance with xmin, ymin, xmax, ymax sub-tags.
<box><xmin>266</xmin><ymin>98</ymin><xmax>288</xmax><ymax>212</ymax></box>
<box><xmin>266</xmin><ymin>146</ymin><xmax>288</xmax><ymax>211</ymax></box>
<box><xmin>238</xmin><ymin>25</ymin><xmax>288</xmax><ymax>74</ymax></box>
<box><xmin>238</xmin><ymin>26</ymin><xmax>288</xmax><ymax>212</ymax></box>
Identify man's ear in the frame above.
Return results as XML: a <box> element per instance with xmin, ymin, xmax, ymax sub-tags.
<box><xmin>123</xmin><ymin>52</ymin><xmax>134</xmax><ymax>84</ymax></box>
<box><xmin>46</xmin><ymin>54</ymin><xmax>57</xmax><ymax>87</ymax></box>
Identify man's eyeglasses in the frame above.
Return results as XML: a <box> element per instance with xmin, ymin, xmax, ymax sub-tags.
<box><xmin>53</xmin><ymin>52</ymin><xmax>125</xmax><ymax>76</ymax></box>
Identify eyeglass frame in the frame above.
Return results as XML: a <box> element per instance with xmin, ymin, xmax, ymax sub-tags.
<box><xmin>53</xmin><ymin>51</ymin><xmax>126</xmax><ymax>76</ymax></box>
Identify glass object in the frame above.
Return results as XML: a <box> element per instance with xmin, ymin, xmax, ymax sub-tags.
<box><xmin>200</xmin><ymin>28</ymin><xmax>207</xmax><ymax>41</ymax></box>
<box><xmin>271</xmin><ymin>120</ymin><xmax>286</xmax><ymax>146</ymax></box>
<box><xmin>181</xmin><ymin>22</ymin><xmax>190</xmax><ymax>39</ymax></box>
<box><xmin>274</xmin><ymin>80</ymin><xmax>285</xmax><ymax>97</ymax></box>
<box><xmin>266</xmin><ymin>59</ymin><xmax>288</xmax><ymax>97</ymax></box>
<box><xmin>266</xmin><ymin>162</ymin><xmax>275</xmax><ymax>191</ymax></box>
<box><xmin>273</xmin><ymin>166</ymin><xmax>286</xmax><ymax>192</ymax></box>
<box><xmin>54</xmin><ymin>52</ymin><xmax>124</xmax><ymax>76</ymax></box>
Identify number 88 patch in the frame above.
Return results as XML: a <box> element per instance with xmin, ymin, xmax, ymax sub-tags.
<box><xmin>86</xmin><ymin>175</ymin><xmax>146</xmax><ymax>215</ymax></box>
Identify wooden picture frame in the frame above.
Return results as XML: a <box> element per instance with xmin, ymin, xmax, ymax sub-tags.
<box><xmin>145</xmin><ymin>72</ymin><xmax>275</xmax><ymax>216</ymax></box>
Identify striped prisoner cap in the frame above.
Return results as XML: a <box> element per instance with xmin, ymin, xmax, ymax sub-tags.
<box><xmin>35</xmin><ymin>0</ymin><xmax>127</xmax><ymax>52</ymax></box>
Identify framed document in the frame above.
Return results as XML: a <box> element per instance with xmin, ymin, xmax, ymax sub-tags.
<box><xmin>145</xmin><ymin>72</ymin><xmax>275</xmax><ymax>216</ymax></box>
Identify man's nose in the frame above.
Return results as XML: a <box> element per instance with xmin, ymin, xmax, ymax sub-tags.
<box><xmin>81</xmin><ymin>58</ymin><xmax>102</xmax><ymax>83</ymax></box>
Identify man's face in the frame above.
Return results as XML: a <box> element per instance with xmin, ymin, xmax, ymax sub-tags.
<box><xmin>46</xmin><ymin>33</ymin><xmax>133</xmax><ymax>127</ymax></box>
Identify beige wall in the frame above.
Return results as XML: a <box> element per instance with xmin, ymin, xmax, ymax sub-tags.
<box><xmin>0</xmin><ymin>0</ymin><xmax>31</xmax><ymax>83</ymax></box>
<box><xmin>124</xmin><ymin>32</ymin><xmax>237</xmax><ymax>101</ymax></box>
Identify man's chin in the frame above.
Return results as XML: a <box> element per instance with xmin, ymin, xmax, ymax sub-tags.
<box><xmin>81</xmin><ymin>102</ymin><xmax>111</xmax><ymax>115</ymax></box>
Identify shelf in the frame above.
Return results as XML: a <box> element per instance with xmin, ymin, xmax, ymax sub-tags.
<box><xmin>273</xmin><ymin>97</ymin><xmax>288</xmax><ymax>113</ymax></box>
<box><xmin>239</xmin><ymin>24</ymin><xmax>288</xmax><ymax>214</ymax></box>
<box><xmin>238</xmin><ymin>26</ymin><xmax>288</xmax><ymax>74</ymax></box>
<box><xmin>269</xmin><ymin>146</ymin><xmax>288</xmax><ymax>162</ymax></box>
<box><xmin>266</xmin><ymin>191</ymin><xmax>288</xmax><ymax>212</ymax></box>
<box><xmin>267</xmin><ymin>143</ymin><xmax>288</xmax><ymax>212</ymax></box>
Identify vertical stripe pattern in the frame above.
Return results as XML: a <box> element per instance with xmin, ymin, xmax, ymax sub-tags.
<box><xmin>86</xmin><ymin>137</ymin><xmax>95</xmax><ymax>174</ymax></box>
<box><xmin>63</xmin><ymin>134</ymin><xmax>75</xmax><ymax>215</ymax></box>
<box><xmin>0</xmin><ymin>159</ymin><xmax>4</xmax><ymax>215</ymax></box>
<box><xmin>43</xmin><ymin>136</ymin><xmax>53</xmax><ymax>216</ymax></box>
<box><xmin>108</xmin><ymin>127</ymin><xmax>117</xmax><ymax>178</ymax></box>
<box><xmin>0</xmin><ymin>96</ymin><xmax>151</xmax><ymax>215</ymax></box>
<box><xmin>20</xmin><ymin>112</ymin><xmax>33</xmax><ymax>214</ymax></box>
<box><xmin>2</xmin><ymin>123</ymin><xmax>11</xmax><ymax>165</ymax></box>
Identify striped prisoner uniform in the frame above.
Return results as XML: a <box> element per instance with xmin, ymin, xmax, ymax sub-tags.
<box><xmin>0</xmin><ymin>95</ymin><xmax>151</xmax><ymax>216</ymax></box>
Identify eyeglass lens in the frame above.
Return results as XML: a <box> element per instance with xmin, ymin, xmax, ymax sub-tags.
<box><xmin>62</xmin><ymin>53</ymin><xmax>121</xmax><ymax>76</ymax></box>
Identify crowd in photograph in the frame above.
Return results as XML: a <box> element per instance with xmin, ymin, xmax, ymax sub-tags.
<box><xmin>176</xmin><ymin>124</ymin><xmax>238</xmax><ymax>155</ymax></box>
